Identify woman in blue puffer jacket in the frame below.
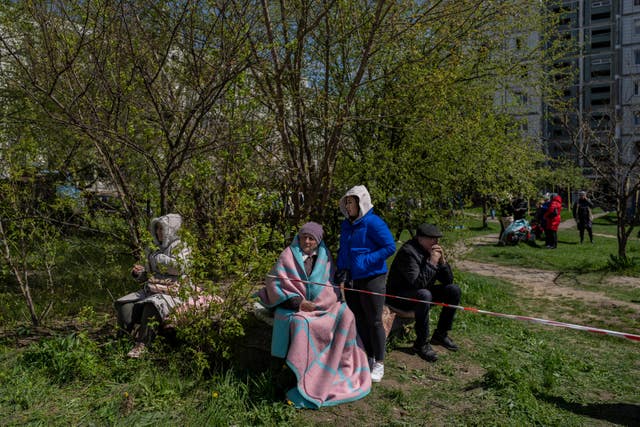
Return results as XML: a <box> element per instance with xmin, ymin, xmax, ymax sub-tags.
<box><xmin>336</xmin><ymin>185</ymin><xmax>395</xmax><ymax>383</ymax></box>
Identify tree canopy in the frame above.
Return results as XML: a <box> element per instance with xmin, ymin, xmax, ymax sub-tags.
<box><xmin>0</xmin><ymin>0</ymin><xmax>569</xmax><ymax>323</ymax></box>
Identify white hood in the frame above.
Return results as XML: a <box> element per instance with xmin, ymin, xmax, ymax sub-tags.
<box><xmin>339</xmin><ymin>185</ymin><xmax>373</xmax><ymax>220</ymax></box>
<box><xmin>150</xmin><ymin>213</ymin><xmax>182</xmax><ymax>249</ymax></box>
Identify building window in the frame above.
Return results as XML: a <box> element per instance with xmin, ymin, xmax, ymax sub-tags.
<box><xmin>636</xmin><ymin>0</ymin><xmax>640</xmax><ymax>6</ymax></box>
<box><xmin>591</xmin><ymin>67</ymin><xmax>610</xmax><ymax>78</ymax></box>
<box><xmin>635</xmin><ymin>19</ymin><xmax>640</xmax><ymax>35</ymax></box>
<box><xmin>514</xmin><ymin>92</ymin><xmax>528</xmax><ymax>104</ymax></box>
<box><xmin>591</xmin><ymin>11</ymin><xmax>610</xmax><ymax>21</ymax></box>
<box><xmin>635</xmin><ymin>49</ymin><xmax>640</xmax><ymax>65</ymax></box>
<box><xmin>592</xmin><ymin>39</ymin><xmax>610</xmax><ymax>49</ymax></box>
<box><xmin>635</xmin><ymin>81</ymin><xmax>640</xmax><ymax>96</ymax></box>
<box><xmin>634</xmin><ymin>112</ymin><xmax>640</xmax><ymax>126</ymax></box>
<box><xmin>591</xmin><ymin>95</ymin><xmax>610</xmax><ymax>106</ymax></box>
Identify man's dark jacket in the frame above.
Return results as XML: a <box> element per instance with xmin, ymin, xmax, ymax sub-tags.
<box><xmin>386</xmin><ymin>238</ymin><xmax>453</xmax><ymax>307</ymax></box>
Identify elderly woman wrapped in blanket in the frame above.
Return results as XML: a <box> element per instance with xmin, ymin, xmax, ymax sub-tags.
<box><xmin>257</xmin><ymin>222</ymin><xmax>371</xmax><ymax>409</ymax></box>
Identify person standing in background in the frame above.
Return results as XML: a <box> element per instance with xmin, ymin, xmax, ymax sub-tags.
<box><xmin>572</xmin><ymin>191</ymin><xmax>595</xmax><ymax>244</ymax></box>
<box><xmin>498</xmin><ymin>197</ymin><xmax>514</xmax><ymax>243</ymax></box>
<box><xmin>544</xmin><ymin>193</ymin><xmax>563</xmax><ymax>249</ymax></box>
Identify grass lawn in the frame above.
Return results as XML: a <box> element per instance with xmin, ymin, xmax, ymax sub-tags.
<box><xmin>1</xmin><ymin>211</ymin><xmax>639</xmax><ymax>426</ymax></box>
<box><xmin>467</xmin><ymin>213</ymin><xmax>640</xmax><ymax>279</ymax></box>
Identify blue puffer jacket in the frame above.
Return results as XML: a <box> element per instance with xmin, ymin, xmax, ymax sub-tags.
<box><xmin>336</xmin><ymin>185</ymin><xmax>396</xmax><ymax>280</ymax></box>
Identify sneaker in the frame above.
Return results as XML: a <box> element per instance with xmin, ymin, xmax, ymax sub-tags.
<box><xmin>371</xmin><ymin>362</ymin><xmax>384</xmax><ymax>383</ymax></box>
<box><xmin>127</xmin><ymin>342</ymin><xmax>146</xmax><ymax>358</ymax></box>
<box><xmin>430</xmin><ymin>333</ymin><xmax>459</xmax><ymax>352</ymax></box>
<box><xmin>412</xmin><ymin>343</ymin><xmax>438</xmax><ymax>362</ymax></box>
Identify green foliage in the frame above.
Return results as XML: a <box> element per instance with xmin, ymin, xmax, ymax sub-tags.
<box><xmin>606</xmin><ymin>254</ymin><xmax>638</xmax><ymax>271</ymax></box>
<box><xmin>1</xmin><ymin>333</ymin><xmax>297</xmax><ymax>425</ymax></box>
<box><xmin>2</xmin><ymin>251</ymin><xmax>639</xmax><ymax>425</ymax></box>
<box><xmin>174</xmin><ymin>177</ymin><xmax>285</xmax><ymax>364</ymax></box>
<box><xmin>2</xmin><ymin>0</ymin><xmax>638</xmax><ymax>424</ymax></box>
<box><xmin>538</xmin><ymin>158</ymin><xmax>591</xmax><ymax>196</ymax></box>
<box><xmin>20</xmin><ymin>332</ymin><xmax>103</xmax><ymax>384</ymax></box>
<box><xmin>482</xmin><ymin>345</ymin><xmax>566</xmax><ymax>394</ymax></box>
<box><xmin>196</xmin><ymin>370</ymin><xmax>296</xmax><ymax>426</ymax></box>
<box><xmin>335</xmin><ymin>0</ymin><xmax>563</xmax><ymax>219</ymax></box>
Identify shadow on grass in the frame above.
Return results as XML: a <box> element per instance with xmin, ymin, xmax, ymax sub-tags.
<box><xmin>594</xmin><ymin>215</ymin><xmax>618</xmax><ymax>225</ymax></box>
<box><xmin>557</xmin><ymin>240</ymin><xmax>579</xmax><ymax>245</ymax></box>
<box><xmin>468</xmin><ymin>225</ymin><xmax>492</xmax><ymax>232</ymax></box>
<box><xmin>537</xmin><ymin>393</ymin><xmax>640</xmax><ymax>427</ymax></box>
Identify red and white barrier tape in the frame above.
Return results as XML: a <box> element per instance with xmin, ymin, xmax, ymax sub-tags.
<box><xmin>265</xmin><ymin>274</ymin><xmax>640</xmax><ymax>343</ymax></box>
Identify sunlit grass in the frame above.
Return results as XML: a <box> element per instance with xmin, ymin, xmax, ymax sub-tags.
<box><xmin>2</xmin><ymin>210</ymin><xmax>639</xmax><ymax>425</ymax></box>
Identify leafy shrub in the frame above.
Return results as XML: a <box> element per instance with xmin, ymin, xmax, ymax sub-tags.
<box><xmin>172</xmin><ymin>184</ymin><xmax>284</xmax><ymax>368</ymax></box>
<box><xmin>21</xmin><ymin>332</ymin><xmax>103</xmax><ymax>383</ymax></box>
<box><xmin>607</xmin><ymin>254</ymin><xmax>637</xmax><ymax>271</ymax></box>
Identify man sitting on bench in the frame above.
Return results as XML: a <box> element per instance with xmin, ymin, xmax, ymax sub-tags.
<box><xmin>386</xmin><ymin>223</ymin><xmax>461</xmax><ymax>362</ymax></box>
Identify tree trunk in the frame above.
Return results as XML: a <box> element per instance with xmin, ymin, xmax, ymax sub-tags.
<box><xmin>482</xmin><ymin>197</ymin><xmax>488</xmax><ymax>229</ymax></box>
<box><xmin>0</xmin><ymin>220</ymin><xmax>40</xmax><ymax>326</ymax></box>
<box><xmin>616</xmin><ymin>209</ymin><xmax>628</xmax><ymax>260</ymax></box>
<box><xmin>20</xmin><ymin>276</ymin><xmax>40</xmax><ymax>327</ymax></box>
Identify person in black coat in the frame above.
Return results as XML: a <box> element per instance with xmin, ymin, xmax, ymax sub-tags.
<box><xmin>386</xmin><ymin>224</ymin><xmax>461</xmax><ymax>362</ymax></box>
<box><xmin>512</xmin><ymin>197</ymin><xmax>528</xmax><ymax>221</ymax></box>
<box><xmin>572</xmin><ymin>191</ymin><xmax>595</xmax><ymax>243</ymax></box>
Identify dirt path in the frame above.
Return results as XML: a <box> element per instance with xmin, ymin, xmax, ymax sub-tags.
<box><xmin>454</xmin><ymin>215</ymin><xmax>640</xmax><ymax>314</ymax></box>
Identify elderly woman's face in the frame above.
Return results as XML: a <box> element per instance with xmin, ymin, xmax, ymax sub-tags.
<box><xmin>345</xmin><ymin>196</ymin><xmax>359</xmax><ymax>218</ymax></box>
<box><xmin>156</xmin><ymin>224</ymin><xmax>164</xmax><ymax>242</ymax></box>
<box><xmin>299</xmin><ymin>233</ymin><xmax>319</xmax><ymax>255</ymax></box>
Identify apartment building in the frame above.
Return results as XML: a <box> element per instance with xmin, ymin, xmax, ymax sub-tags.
<box><xmin>546</xmin><ymin>0</ymin><xmax>640</xmax><ymax>169</ymax></box>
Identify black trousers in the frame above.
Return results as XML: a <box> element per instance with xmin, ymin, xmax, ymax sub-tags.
<box><xmin>136</xmin><ymin>303</ymin><xmax>162</xmax><ymax>344</ymax></box>
<box><xmin>388</xmin><ymin>283</ymin><xmax>461</xmax><ymax>346</ymax></box>
<box><xmin>346</xmin><ymin>273</ymin><xmax>387</xmax><ymax>362</ymax></box>
<box><xmin>578</xmin><ymin>223</ymin><xmax>593</xmax><ymax>243</ymax></box>
<box><xmin>545</xmin><ymin>229</ymin><xmax>558</xmax><ymax>248</ymax></box>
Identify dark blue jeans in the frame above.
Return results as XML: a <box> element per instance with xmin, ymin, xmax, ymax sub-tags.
<box><xmin>388</xmin><ymin>283</ymin><xmax>461</xmax><ymax>346</ymax></box>
<box><xmin>346</xmin><ymin>273</ymin><xmax>387</xmax><ymax>361</ymax></box>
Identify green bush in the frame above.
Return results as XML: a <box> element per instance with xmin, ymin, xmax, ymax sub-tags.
<box><xmin>607</xmin><ymin>254</ymin><xmax>638</xmax><ymax>271</ymax></box>
<box><xmin>20</xmin><ymin>332</ymin><xmax>104</xmax><ymax>383</ymax></box>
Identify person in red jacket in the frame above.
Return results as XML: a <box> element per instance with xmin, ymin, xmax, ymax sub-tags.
<box><xmin>543</xmin><ymin>194</ymin><xmax>562</xmax><ymax>249</ymax></box>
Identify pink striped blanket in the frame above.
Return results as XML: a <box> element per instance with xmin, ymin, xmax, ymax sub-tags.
<box><xmin>257</xmin><ymin>237</ymin><xmax>371</xmax><ymax>408</ymax></box>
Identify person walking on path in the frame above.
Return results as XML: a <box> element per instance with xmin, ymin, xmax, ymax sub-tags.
<box><xmin>335</xmin><ymin>185</ymin><xmax>396</xmax><ymax>383</ymax></box>
<box><xmin>572</xmin><ymin>191</ymin><xmax>595</xmax><ymax>244</ymax></box>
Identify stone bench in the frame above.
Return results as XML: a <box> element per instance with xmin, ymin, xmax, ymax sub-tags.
<box><xmin>252</xmin><ymin>301</ymin><xmax>275</xmax><ymax>326</ymax></box>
